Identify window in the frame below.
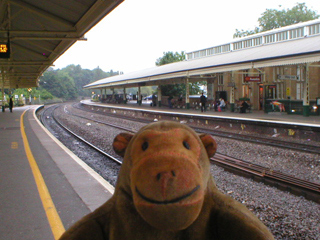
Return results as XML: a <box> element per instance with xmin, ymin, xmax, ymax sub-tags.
<box><xmin>296</xmin><ymin>83</ymin><xmax>302</xmax><ymax>100</ymax></box>
<box><xmin>266</xmin><ymin>85</ymin><xmax>276</xmax><ymax>99</ymax></box>
<box><xmin>194</xmin><ymin>51</ymin><xmax>200</xmax><ymax>58</ymax></box>
<box><xmin>233</xmin><ymin>41</ymin><xmax>242</xmax><ymax>50</ymax></box>
<box><xmin>276</xmin><ymin>82</ymin><xmax>284</xmax><ymax>99</ymax></box>
<box><xmin>214</xmin><ymin>46</ymin><xmax>222</xmax><ymax>54</ymax></box>
<box><xmin>242</xmin><ymin>85</ymin><xmax>250</xmax><ymax>98</ymax></box>
<box><xmin>264</xmin><ymin>34</ymin><xmax>275</xmax><ymax>44</ymax></box>
<box><xmin>217</xmin><ymin>74</ymin><xmax>224</xmax><ymax>91</ymax></box>
<box><xmin>221</xmin><ymin>44</ymin><xmax>230</xmax><ymax>52</ymax></box>
<box><xmin>290</xmin><ymin>28</ymin><xmax>304</xmax><ymax>39</ymax></box>
<box><xmin>309</xmin><ymin>24</ymin><xmax>320</xmax><ymax>35</ymax></box>
<box><xmin>200</xmin><ymin>50</ymin><xmax>206</xmax><ymax>57</ymax></box>
<box><xmin>253</xmin><ymin>37</ymin><xmax>262</xmax><ymax>46</ymax></box>
<box><xmin>296</xmin><ymin>65</ymin><xmax>304</xmax><ymax>100</ymax></box>
<box><xmin>207</xmin><ymin>48</ymin><xmax>214</xmax><ymax>56</ymax></box>
<box><xmin>243</xmin><ymin>39</ymin><xmax>253</xmax><ymax>48</ymax></box>
<box><xmin>187</xmin><ymin>53</ymin><xmax>193</xmax><ymax>60</ymax></box>
<box><xmin>276</xmin><ymin>31</ymin><xmax>288</xmax><ymax>41</ymax></box>
<box><xmin>218</xmin><ymin>74</ymin><xmax>224</xmax><ymax>85</ymax></box>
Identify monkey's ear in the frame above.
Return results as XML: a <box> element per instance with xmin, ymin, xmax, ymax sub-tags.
<box><xmin>113</xmin><ymin>133</ymin><xmax>134</xmax><ymax>157</ymax></box>
<box><xmin>199</xmin><ymin>134</ymin><xmax>217</xmax><ymax>158</ymax></box>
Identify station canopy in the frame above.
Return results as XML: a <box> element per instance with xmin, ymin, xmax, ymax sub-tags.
<box><xmin>0</xmin><ymin>0</ymin><xmax>123</xmax><ymax>89</ymax></box>
<box><xmin>84</xmin><ymin>34</ymin><xmax>320</xmax><ymax>90</ymax></box>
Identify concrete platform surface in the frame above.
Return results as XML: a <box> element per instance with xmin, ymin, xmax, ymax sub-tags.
<box><xmin>82</xmin><ymin>100</ymin><xmax>320</xmax><ymax>127</ymax></box>
<box><xmin>0</xmin><ymin>106</ymin><xmax>113</xmax><ymax>240</ymax></box>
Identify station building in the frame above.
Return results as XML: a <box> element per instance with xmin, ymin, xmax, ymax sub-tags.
<box><xmin>84</xmin><ymin>19</ymin><xmax>320</xmax><ymax>116</ymax></box>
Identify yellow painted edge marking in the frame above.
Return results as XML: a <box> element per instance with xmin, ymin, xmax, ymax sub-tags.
<box><xmin>20</xmin><ymin>109</ymin><xmax>65</xmax><ymax>239</ymax></box>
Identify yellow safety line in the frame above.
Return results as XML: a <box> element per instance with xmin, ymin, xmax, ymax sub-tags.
<box><xmin>20</xmin><ymin>109</ymin><xmax>65</xmax><ymax>239</ymax></box>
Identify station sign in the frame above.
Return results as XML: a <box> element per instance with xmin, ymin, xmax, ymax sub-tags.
<box><xmin>277</xmin><ymin>74</ymin><xmax>299</xmax><ymax>81</ymax></box>
<box><xmin>0</xmin><ymin>42</ymin><xmax>10</xmax><ymax>58</ymax></box>
<box><xmin>244</xmin><ymin>76</ymin><xmax>261</xmax><ymax>82</ymax></box>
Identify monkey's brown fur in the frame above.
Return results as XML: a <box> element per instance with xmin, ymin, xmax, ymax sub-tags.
<box><xmin>60</xmin><ymin>121</ymin><xmax>274</xmax><ymax>240</ymax></box>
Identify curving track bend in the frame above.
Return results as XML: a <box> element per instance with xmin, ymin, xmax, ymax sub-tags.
<box><xmin>38</xmin><ymin>103</ymin><xmax>320</xmax><ymax>240</ymax></box>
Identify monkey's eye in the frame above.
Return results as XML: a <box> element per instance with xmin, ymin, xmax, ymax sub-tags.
<box><xmin>183</xmin><ymin>141</ymin><xmax>190</xmax><ymax>150</ymax></box>
<box><xmin>142</xmin><ymin>142</ymin><xmax>149</xmax><ymax>151</ymax></box>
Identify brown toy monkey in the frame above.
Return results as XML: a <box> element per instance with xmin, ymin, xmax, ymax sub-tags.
<box><xmin>60</xmin><ymin>121</ymin><xmax>274</xmax><ymax>240</ymax></box>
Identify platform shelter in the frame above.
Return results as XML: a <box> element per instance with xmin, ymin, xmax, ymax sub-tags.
<box><xmin>84</xmin><ymin>19</ymin><xmax>320</xmax><ymax>117</ymax></box>
<box><xmin>0</xmin><ymin>0</ymin><xmax>124</xmax><ymax>112</ymax></box>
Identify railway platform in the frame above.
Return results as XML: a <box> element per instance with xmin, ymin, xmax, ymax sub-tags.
<box><xmin>0</xmin><ymin>105</ymin><xmax>113</xmax><ymax>240</ymax></box>
<box><xmin>82</xmin><ymin>100</ymin><xmax>320</xmax><ymax>127</ymax></box>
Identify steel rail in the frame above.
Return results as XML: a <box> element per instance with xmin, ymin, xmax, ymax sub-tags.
<box><xmin>75</xmin><ymin>103</ymin><xmax>320</xmax><ymax>154</ymax></box>
<box><xmin>41</xmin><ymin>103</ymin><xmax>320</xmax><ymax>203</ymax></box>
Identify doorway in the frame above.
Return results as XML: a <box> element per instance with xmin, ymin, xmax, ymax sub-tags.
<box><xmin>259</xmin><ymin>85</ymin><xmax>264</xmax><ymax>110</ymax></box>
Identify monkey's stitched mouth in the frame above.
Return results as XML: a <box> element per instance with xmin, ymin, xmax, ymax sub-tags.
<box><xmin>135</xmin><ymin>185</ymin><xmax>200</xmax><ymax>204</ymax></box>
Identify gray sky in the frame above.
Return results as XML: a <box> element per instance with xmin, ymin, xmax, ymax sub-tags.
<box><xmin>53</xmin><ymin>0</ymin><xmax>320</xmax><ymax>74</ymax></box>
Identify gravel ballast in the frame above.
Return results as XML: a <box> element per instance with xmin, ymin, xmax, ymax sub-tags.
<box><xmin>47</xmin><ymin>103</ymin><xmax>320</xmax><ymax>240</ymax></box>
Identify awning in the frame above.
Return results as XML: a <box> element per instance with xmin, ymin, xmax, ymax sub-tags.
<box><xmin>84</xmin><ymin>34</ymin><xmax>320</xmax><ymax>89</ymax></box>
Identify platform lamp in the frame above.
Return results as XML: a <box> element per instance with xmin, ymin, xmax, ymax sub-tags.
<box><xmin>28</xmin><ymin>88</ymin><xmax>32</xmax><ymax>105</ymax></box>
<box><xmin>0</xmin><ymin>34</ymin><xmax>10</xmax><ymax>112</ymax></box>
<box><xmin>0</xmin><ymin>41</ymin><xmax>10</xmax><ymax>59</ymax></box>
<box><xmin>0</xmin><ymin>31</ymin><xmax>10</xmax><ymax>59</ymax></box>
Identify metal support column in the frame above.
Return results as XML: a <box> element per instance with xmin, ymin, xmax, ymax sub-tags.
<box><xmin>186</xmin><ymin>77</ymin><xmax>190</xmax><ymax>109</ymax></box>
<box><xmin>230</xmin><ymin>71</ymin><xmax>235</xmax><ymax>112</ymax></box>
<box><xmin>111</xmin><ymin>88</ymin><xmax>115</xmax><ymax>101</ymax></box>
<box><xmin>138</xmin><ymin>86</ymin><xmax>141</xmax><ymax>105</ymax></box>
<box><xmin>207</xmin><ymin>79</ymin><xmax>214</xmax><ymax>101</ymax></box>
<box><xmin>158</xmin><ymin>85</ymin><xmax>162</xmax><ymax>107</ymax></box>
<box><xmin>303</xmin><ymin>63</ymin><xmax>310</xmax><ymax>117</ymax></box>
<box><xmin>1</xmin><ymin>69</ymin><xmax>5</xmax><ymax>112</ymax></box>
<box><xmin>123</xmin><ymin>87</ymin><xmax>126</xmax><ymax>104</ymax></box>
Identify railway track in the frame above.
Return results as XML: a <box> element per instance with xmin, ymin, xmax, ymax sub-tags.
<box><xmin>75</xmin><ymin>103</ymin><xmax>320</xmax><ymax>154</ymax></box>
<box><xmin>39</xmin><ymin>104</ymin><xmax>122</xmax><ymax>187</ymax></box>
<box><xmin>40</xmin><ymin>104</ymin><xmax>320</xmax><ymax>203</ymax></box>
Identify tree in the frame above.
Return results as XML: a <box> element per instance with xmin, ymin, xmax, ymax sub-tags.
<box><xmin>155</xmin><ymin>51</ymin><xmax>185</xmax><ymax>66</ymax></box>
<box><xmin>155</xmin><ymin>51</ymin><xmax>191</xmax><ymax>96</ymax></box>
<box><xmin>13</xmin><ymin>88</ymin><xmax>53</xmax><ymax>100</ymax></box>
<box><xmin>234</xmin><ymin>3</ymin><xmax>319</xmax><ymax>38</ymax></box>
<box><xmin>39</xmin><ymin>65</ymin><xmax>120</xmax><ymax>99</ymax></box>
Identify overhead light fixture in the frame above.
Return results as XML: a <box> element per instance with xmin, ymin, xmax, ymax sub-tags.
<box><xmin>0</xmin><ymin>32</ymin><xmax>10</xmax><ymax>59</ymax></box>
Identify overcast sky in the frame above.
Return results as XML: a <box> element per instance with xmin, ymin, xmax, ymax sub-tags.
<box><xmin>53</xmin><ymin>0</ymin><xmax>320</xmax><ymax>74</ymax></box>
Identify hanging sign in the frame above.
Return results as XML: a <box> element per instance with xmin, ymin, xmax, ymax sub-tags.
<box><xmin>277</xmin><ymin>75</ymin><xmax>299</xmax><ymax>81</ymax></box>
<box><xmin>244</xmin><ymin>76</ymin><xmax>261</xmax><ymax>82</ymax></box>
<box><xmin>227</xmin><ymin>82</ymin><xmax>235</xmax><ymax>87</ymax></box>
<box><xmin>0</xmin><ymin>42</ymin><xmax>10</xmax><ymax>58</ymax></box>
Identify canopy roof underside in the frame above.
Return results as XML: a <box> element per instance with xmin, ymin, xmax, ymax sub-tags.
<box><xmin>0</xmin><ymin>0</ymin><xmax>123</xmax><ymax>89</ymax></box>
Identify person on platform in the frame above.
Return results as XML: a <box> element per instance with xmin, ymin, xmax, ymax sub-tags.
<box><xmin>214</xmin><ymin>99</ymin><xmax>220</xmax><ymax>111</ymax></box>
<box><xmin>240</xmin><ymin>100</ymin><xmax>249</xmax><ymax>113</ymax></box>
<box><xmin>200</xmin><ymin>93</ymin><xmax>207</xmax><ymax>112</ymax></box>
<box><xmin>168</xmin><ymin>96</ymin><xmax>173</xmax><ymax>109</ymax></box>
<box><xmin>152</xmin><ymin>94</ymin><xmax>157</xmax><ymax>107</ymax></box>
<box><xmin>9</xmin><ymin>97</ymin><xmax>13</xmax><ymax>113</ymax></box>
<box><xmin>219</xmin><ymin>98</ymin><xmax>226</xmax><ymax>111</ymax></box>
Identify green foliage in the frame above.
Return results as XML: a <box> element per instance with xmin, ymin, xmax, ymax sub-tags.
<box><xmin>155</xmin><ymin>51</ymin><xmax>186</xmax><ymax>66</ymax></box>
<box><xmin>155</xmin><ymin>51</ymin><xmax>204</xmax><ymax>96</ymax></box>
<box><xmin>155</xmin><ymin>51</ymin><xmax>194</xmax><ymax>96</ymax></box>
<box><xmin>39</xmin><ymin>65</ymin><xmax>120</xmax><ymax>100</ymax></box>
<box><xmin>234</xmin><ymin>3</ymin><xmax>319</xmax><ymax>38</ymax></box>
<box><xmin>16</xmin><ymin>99</ymin><xmax>24</xmax><ymax>106</ymax></box>
<box><xmin>233</xmin><ymin>27</ymin><xmax>260</xmax><ymax>38</ymax></box>
<box><xmin>161</xmin><ymin>84</ymin><xmax>185</xmax><ymax>97</ymax></box>
<box><xmin>259</xmin><ymin>3</ymin><xmax>319</xmax><ymax>31</ymax></box>
<box><xmin>12</xmin><ymin>88</ymin><xmax>54</xmax><ymax>101</ymax></box>
<box><xmin>159</xmin><ymin>81</ymin><xmax>204</xmax><ymax>97</ymax></box>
